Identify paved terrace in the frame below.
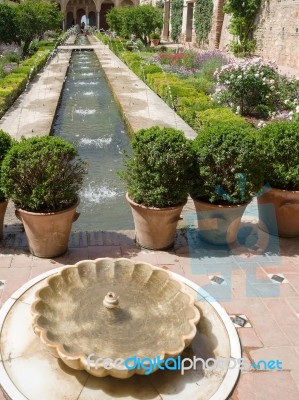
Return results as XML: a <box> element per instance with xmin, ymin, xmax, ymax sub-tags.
<box><xmin>0</xmin><ymin>36</ymin><xmax>299</xmax><ymax>399</ymax></box>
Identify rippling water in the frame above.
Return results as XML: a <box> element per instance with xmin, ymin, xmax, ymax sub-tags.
<box><xmin>52</xmin><ymin>50</ymin><xmax>133</xmax><ymax>231</ymax></box>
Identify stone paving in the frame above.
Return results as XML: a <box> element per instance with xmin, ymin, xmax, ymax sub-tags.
<box><xmin>0</xmin><ymin>35</ymin><xmax>299</xmax><ymax>399</ymax></box>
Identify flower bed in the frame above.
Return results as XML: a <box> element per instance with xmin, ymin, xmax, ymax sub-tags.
<box><xmin>0</xmin><ymin>28</ymin><xmax>77</xmax><ymax>119</ymax></box>
<box><xmin>96</xmin><ymin>33</ymin><xmax>299</xmax><ymax>130</ymax></box>
<box><xmin>214</xmin><ymin>58</ymin><xmax>299</xmax><ymax>121</ymax></box>
<box><xmin>0</xmin><ymin>46</ymin><xmax>54</xmax><ymax>118</ymax></box>
<box><xmin>96</xmin><ymin>33</ymin><xmax>241</xmax><ymax>131</ymax></box>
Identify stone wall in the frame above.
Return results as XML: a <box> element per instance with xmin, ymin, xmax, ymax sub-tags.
<box><xmin>216</xmin><ymin>0</ymin><xmax>299</xmax><ymax>69</ymax></box>
<box><xmin>254</xmin><ymin>0</ymin><xmax>299</xmax><ymax>68</ymax></box>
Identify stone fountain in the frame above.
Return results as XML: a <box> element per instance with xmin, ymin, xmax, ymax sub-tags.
<box><xmin>31</xmin><ymin>258</ymin><xmax>200</xmax><ymax>378</ymax></box>
<box><xmin>0</xmin><ymin>258</ymin><xmax>241</xmax><ymax>400</ymax></box>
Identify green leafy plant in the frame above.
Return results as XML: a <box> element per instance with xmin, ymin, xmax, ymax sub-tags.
<box><xmin>118</xmin><ymin>127</ymin><xmax>194</xmax><ymax>207</ymax></box>
<box><xmin>1</xmin><ymin>136</ymin><xmax>87</xmax><ymax>212</ymax></box>
<box><xmin>191</xmin><ymin>122</ymin><xmax>263</xmax><ymax>204</ymax></box>
<box><xmin>194</xmin><ymin>0</ymin><xmax>213</xmax><ymax>45</ymax></box>
<box><xmin>0</xmin><ymin>2</ymin><xmax>19</xmax><ymax>44</ymax></box>
<box><xmin>257</xmin><ymin>121</ymin><xmax>299</xmax><ymax>190</ymax></box>
<box><xmin>170</xmin><ymin>0</ymin><xmax>184</xmax><ymax>42</ymax></box>
<box><xmin>16</xmin><ymin>0</ymin><xmax>64</xmax><ymax>57</ymax></box>
<box><xmin>194</xmin><ymin>108</ymin><xmax>250</xmax><ymax>130</ymax></box>
<box><xmin>0</xmin><ymin>130</ymin><xmax>14</xmax><ymax>202</ymax></box>
<box><xmin>106</xmin><ymin>5</ymin><xmax>163</xmax><ymax>45</ymax></box>
<box><xmin>150</xmin><ymin>32</ymin><xmax>160</xmax><ymax>40</ymax></box>
<box><xmin>224</xmin><ymin>0</ymin><xmax>262</xmax><ymax>56</ymax></box>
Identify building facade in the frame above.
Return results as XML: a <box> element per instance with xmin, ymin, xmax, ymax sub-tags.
<box><xmin>55</xmin><ymin>0</ymin><xmax>139</xmax><ymax>31</ymax></box>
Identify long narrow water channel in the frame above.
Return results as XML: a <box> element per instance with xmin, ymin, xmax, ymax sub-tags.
<box><xmin>52</xmin><ymin>49</ymin><xmax>133</xmax><ymax>231</ymax></box>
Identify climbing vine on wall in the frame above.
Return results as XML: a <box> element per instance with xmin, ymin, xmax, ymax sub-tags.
<box><xmin>194</xmin><ymin>0</ymin><xmax>214</xmax><ymax>45</ymax></box>
<box><xmin>170</xmin><ymin>0</ymin><xmax>184</xmax><ymax>42</ymax></box>
<box><xmin>224</xmin><ymin>0</ymin><xmax>262</xmax><ymax>56</ymax></box>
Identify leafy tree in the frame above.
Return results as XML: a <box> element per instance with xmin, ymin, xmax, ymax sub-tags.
<box><xmin>107</xmin><ymin>5</ymin><xmax>163</xmax><ymax>45</ymax></box>
<box><xmin>0</xmin><ymin>2</ymin><xmax>19</xmax><ymax>44</ymax></box>
<box><xmin>194</xmin><ymin>0</ymin><xmax>213</xmax><ymax>45</ymax></box>
<box><xmin>170</xmin><ymin>0</ymin><xmax>183</xmax><ymax>42</ymax></box>
<box><xmin>16</xmin><ymin>0</ymin><xmax>64</xmax><ymax>56</ymax></box>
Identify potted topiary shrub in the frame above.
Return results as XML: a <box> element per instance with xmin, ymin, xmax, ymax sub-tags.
<box><xmin>118</xmin><ymin>126</ymin><xmax>194</xmax><ymax>250</ymax></box>
<box><xmin>150</xmin><ymin>32</ymin><xmax>160</xmax><ymax>46</ymax></box>
<box><xmin>0</xmin><ymin>129</ymin><xmax>14</xmax><ymax>240</ymax></box>
<box><xmin>257</xmin><ymin>121</ymin><xmax>299</xmax><ymax>237</ymax></box>
<box><xmin>191</xmin><ymin>122</ymin><xmax>263</xmax><ymax>245</ymax></box>
<box><xmin>1</xmin><ymin>136</ymin><xmax>87</xmax><ymax>257</ymax></box>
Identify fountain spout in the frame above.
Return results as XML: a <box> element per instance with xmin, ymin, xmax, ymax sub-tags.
<box><xmin>103</xmin><ymin>292</ymin><xmax>119</xmax><ymax>309</ymax></box>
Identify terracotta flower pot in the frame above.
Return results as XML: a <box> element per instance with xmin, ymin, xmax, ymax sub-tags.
<box><xmin>15</xmin><ymin>200</ymin><xmax>80</xmax><ymax>258</ymax></box>
<box><xmin>0</xmin><ymin>200</ymin><xmax>8</xmax><ymax>240</ymax></box>
<box><xmin>126</xmin><ymin>193</ymin><xmax>185</xmax><ymax>250</ymax></box>
<box><xmin>192</xmin><ymin>198</ymin><xmax>248</xmax><ymax>245</ymax></box>
<box><xmin>257</xmin><ymin>188</ymin><xmax>299</xmax><ymax>237</ymax></box>
<box><xmin>151</xmin><ymin>38</ymin><xmax>160</xmax><ymax>47</ymax></box>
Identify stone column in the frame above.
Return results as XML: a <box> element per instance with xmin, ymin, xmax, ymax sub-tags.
<box><xmin>162</xmin><ymin>1</ymin><xmax>170</xmax><ymax>40</ymax></box>
<box><xmin>96</xmin><ymin>10</ymin><xmax>100</xmax><ymax>29</ymax></box>
<box><xmin>86</xmin><ymin>5</ymin><xmax>89</xmax><ymax>25</ymax></box>
<box><xmin>73</xmin><ymin>6</ymin><xmax>77</xmax><ymax>24</ymax></box>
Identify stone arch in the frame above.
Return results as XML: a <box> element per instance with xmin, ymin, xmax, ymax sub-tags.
<box><xmin>77</xmin><ymin>7</ymin><xmax>86</xmax><ymax>24</ymax></box>
<box><xmin>89</xmin><ymin>11</ymin><xmax>96</xmax><ymax>26</ymax></box>
<box><xmin>66</xmin><ymin>11</ymin><xmax>75</xmax><ymax>29</ymax></box>
<box><xmin>100</xmin><ymin>0</ymin><xmax>114</xmax><ymax>30</ymax></box>
<box><xmin>120</xmin><ymin>0</ymin><xmax>133</xmax><ymax>6</ymax></box>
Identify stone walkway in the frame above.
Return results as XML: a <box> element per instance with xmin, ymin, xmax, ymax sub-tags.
<box><xmin>0</xmin><ymin>36</ymin><xmax>299</xmax><ymax>400</ymax></box>
<box><xmin>89</xmin><ymin>35</ymin><xmax>196</xmax><ymax>139</ymax></box>
<box><xmin>0</xmin><ymin>36</ymin><xmax>76</xmax><ymax>139</ymax></box>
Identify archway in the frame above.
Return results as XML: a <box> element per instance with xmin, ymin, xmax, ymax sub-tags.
<box><xmin>88</xmin><ymin>11</ymin><xmax>96</xmax><ymax>26</ymax></box>
<box><xmin>66</xmin><ymin>11</ymin><xmax>74</xmax><ymax>29</ymax></box>
<box><xmin>100</xmin><ymin>1</ymin><xmax>114</xmax><ymax>30</ymax></box>
<box><xmin>77</xmin><ymin>8</ymin><xmax>86</xmax><ymax>25</ymax></box>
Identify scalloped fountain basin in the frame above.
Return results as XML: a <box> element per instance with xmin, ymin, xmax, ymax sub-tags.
<box><xmin>31</xmin><ymin>258</ymin><xmax>200</xmax><ymax>378</ymax></box>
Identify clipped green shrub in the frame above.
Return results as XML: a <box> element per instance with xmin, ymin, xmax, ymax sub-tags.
<box><xmin>257</xmin><ymin>121</ymin><xmax>299</xmax><ymax>190</ymax></box>
<box><xmin>1</xmin><ymin>136</ymin><xmax>87</xmax><ymax>212</ymax></box>
<box><xmin>176</xmin><ymin>94</ymin><xmax>218</xmax><ymax>126</ymax></box>
<box><xmin>194</xmin><ymin>108</ymin><xmax>250</xmax><ymax>131</ymax></box>
<box><xmin>121</xmin><ymin>52</ymin><xmax>142</xmax><ymax>64</ymax></box>
<box><xmin>0</xmin><ymin>130</ymin><xmax>14</xmax><ymax>202</ymax></box>
<box><xmin>191</xmin><ymin>122</ymin><xmax>263</xmax><ymax>205</ymax></box>
<box><xmin>146</xmin><ymin>72</ymin><xmax>180</xmax><ymax>92</ymax></box>
<box><xmin>10</xmin><ymin>66</ymin><xmax>32</xmax><ymax>76</ymax></box>
<box><xmin>118</xmin><ymin>126</ymin><xmax>194</xmax><ymax>207</ymax></box>
<box><xmin>185</xmin><ymin>76</ymin><xmax>215</xmax><ymax>94</ymax></box>
<box><xmin>142</xmin><ymin>64</ymin><xmax>162</xmax><ymax>77</ymax></box>
<box><xmin>0</xmin><ymin>47</ymin><xmax>53</xmax><ymax>118</ymax></box>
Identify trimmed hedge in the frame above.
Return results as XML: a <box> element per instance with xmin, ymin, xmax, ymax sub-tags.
<box><xmin>176</xmin><ymin>94</ymin><xmax>218</xmax><ymax>126</ymax></box>
<box><xmin>1</xmin><ymin>136</ymin><xmax>87</xmax><ymax>212</ymax></box>
<box><xmin>0</xmin><ymin>47</ymin><xmax>54</xmax><ymax>118</ymax></box>
<box><xmin>257</xmin><ymin>121</ymin><xmax>299</xmax><ymax>191</ymax></box>
<box><xmin>118</xmin><ymin>126</ymin><xmax>194</xmax><ymax>207</ymax></box>
<box><xmin>194</xmin><ymin>108</ymin><xmax>251</xmax><ymax>130</ymax></box>
<box><xmin>191</xmin><ymin>122</ymin><xmax>263</xmax><ymax>205</ymax></box>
